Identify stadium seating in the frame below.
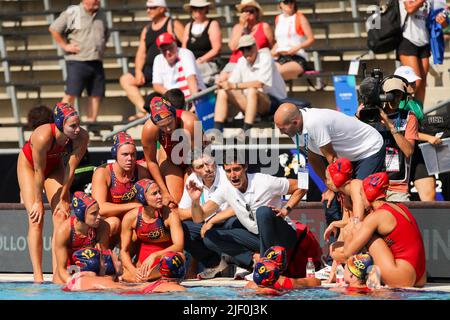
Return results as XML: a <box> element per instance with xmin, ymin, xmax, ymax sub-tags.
<box><xmin>0</xmin><ymin>0</ymin><xmax>448</xmax><ymax>147</ymax></box>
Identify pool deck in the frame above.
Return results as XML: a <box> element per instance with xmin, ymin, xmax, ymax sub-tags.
<box><xmin>1</xmin><ymin>274</ymin><xmax>449</xmax><ymax>293</ymax></box>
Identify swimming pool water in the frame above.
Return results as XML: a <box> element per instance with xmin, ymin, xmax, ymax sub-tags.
<box><xmin>0</xmin><ymin>282</ymin><xmax>449</xmax><ymax>300</ymax></box>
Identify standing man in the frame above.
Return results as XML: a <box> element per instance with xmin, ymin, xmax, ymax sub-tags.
<box><xmin>186</xmin><ymin>153</ymin><xmax>306</xmax><ymax>279</ymax></box>
<box><xmin>49</xmin><ymin>0</ymin><xmax>110</xmax><ymax>122</ymax></box>
<box><xmin>274</xmin><ymin>103</ymin><xmax>385</xmax><ymax>226</ymax></box>
<box><xmin>214</xmin><ymin>35</ymin><xmax>287</xmax><ymax>132</ymax></box>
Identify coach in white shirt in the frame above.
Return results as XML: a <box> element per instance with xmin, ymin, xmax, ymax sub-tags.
<box><xmin>213</xmin><ymin>34</ymin><xmax>287</xmax><ymax>132</ymax></box>
<box><xmin>274</xmin><ymin>103</ymin><xmax>385</xmax><ymax>225</ymax></box>
<box><xmin>177</xmin><ymin>153</ymin><xmax>237</xmax><ymax>277</ymax></box>
<box><xmin>186</xmin><ymin>153</ymin><xmax>306</xmax><ymax>279</ymax></box>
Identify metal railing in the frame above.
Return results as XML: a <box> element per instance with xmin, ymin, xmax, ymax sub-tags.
<box><xmin>101</xmin><ymin>85</ymin><xmax>218</xmax><ymax>141</ymax></box>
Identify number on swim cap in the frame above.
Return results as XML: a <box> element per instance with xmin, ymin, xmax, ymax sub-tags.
<box><xmin>258</xmin><ymin>266</ymin><xmax>266</xmax><ymax>274</ymax></box>
<box><xmin>73</xmin><ymin>198</ymin><xmax>78</xmax><ymax>207</ymax></box>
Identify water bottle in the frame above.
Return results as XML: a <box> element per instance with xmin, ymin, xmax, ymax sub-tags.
<box><xmin>306</xmin><ymin>257</ymin><xmax>315</xmax><ymax>278</ymax></box>
<box><xmin>336</xmin><ymin>264</ymin><xmax>345</xmax><ymax>286</ymax></box>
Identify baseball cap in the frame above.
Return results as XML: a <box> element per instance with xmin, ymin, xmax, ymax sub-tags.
<box><xmin>146</xmin><ymin>0</ymin><xmax>167</xmax><ymax>8</ymax></box>
<box><xmin>382</xmin><ymin>77</ymin><xmax>406</xmax><ymax>93</ymax></box>
<box><xmin>327</xmin><ymin>158</ymin><xmax>353</xmax><ymax>188</ymax></box>
<box><xmin>363</xmin><ymin>172</ymin><xmax>389</xmax><ymax>202</ymax></box>
<box><xmin>237</xmin><ymin>34</ymin><xmax>256</xmax><ymax>49</ymax></box>
<box><xmin>156</xmin><ymin>32</ymin><xmax>176</xmax><ymax>48</ymax></box>
<box><xmin>394</xmin><ymin>66</ymin><xmax>421</xmax><ymax>83</ymax></box>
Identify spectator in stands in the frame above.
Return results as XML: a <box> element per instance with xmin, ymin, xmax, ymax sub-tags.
<box><xmin>49</xmin><ymin>0</ymin><xmax>109</xmax><ymax>122</ymax></box>
<box><xmin>182</xmin><ymin>0</ymin><xmax>222</xmax><ymax>86</ymax></box>
<box><xmin>214</xmin><ymin>35</ymin><xmax>287</xmax><ymax>132</ymax></box>
<box><xmin>153</xmin><ymin>32</ymin><xmax>206</xmax><ymax>99</ymax></box>
<box><xmin>398</xmin><ymin>0</ymin><xmax>448</xmax><ymax>103</ymax></box>
<box><xmin>141</xmin><ymin>96</ymin><xmax>198</xmax><ymax>207</ymax></box>
<box><xmin>17</xmin><ymin>102</ymin><xmax>89</xmax><ymax>283</ymax></box>
<box><xmin>186</xmin><ymin>152</ymin><xmax>306</xmax><ymax>279</ymax></box>
<box><xmin>272</xmin><ymin>0</ymin><xmax>315</xmax><ymax>80</ymax></box>
<box><xmin>395</xmin><ymin>65</ymin><xmax>442</xmax><ymax>201</ymax></box>
<box><xmin>120</xmin><ymin>179</ymin><xmax>184</xmax><ymax>283</ymax></box>
<box><xmin>53</xmin><ymin>192</ymin><xmax>110</xmax><ymax>284</ymax></box>
<box><xmin>343</xmin><ymin>173</ymin><xmax>426</xmax><ymax>287</ymax></box>
<box><xmin>219</xmin><ymin>0</ymin><xmax>274</xmax><ymax>81</ymax></box>
<box><xmin>91</xmin><ymin>132</ymin><xmax>151</xmax><ymax>245</ymax></box>
<box><xmin>120</xmin><ymin>0</ymin><xmax>184</xmax><ymax>121</ymax></box>
<box><xmin>274</xmin><ymin>103</ymin><xmax>385</xmax><ymax>226</ymax></box>
<box><xmin>27</xmin><ymin>105</ymin><xmax>54</xmax><ymax>130</ymax></box>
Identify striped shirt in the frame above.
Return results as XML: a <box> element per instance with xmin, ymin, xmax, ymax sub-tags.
<box><xmin>152</xmin><ymin>47</ymin><xmax>206</xmax><ymax>98</ymax></box>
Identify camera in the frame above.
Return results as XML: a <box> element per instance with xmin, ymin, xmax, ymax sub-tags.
<box><xmin>358</xmin><ymin>68</ymin><xmax>395</xmax><ymax>123</ymax></box>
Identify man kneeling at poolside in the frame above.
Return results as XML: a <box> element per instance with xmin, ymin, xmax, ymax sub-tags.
<box><xmin>186</xmin><ymin>152</ymin><xmax>306</xmax><ymax>279</ymax></box>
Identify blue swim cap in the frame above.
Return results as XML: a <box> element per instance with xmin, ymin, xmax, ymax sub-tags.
<box><xmin>253</xmin><ymin>258</ymin><xmax>280</xmax><ymax>287</ymax></box>
<box><xmin>158</xmin><ymin>252</ymin><xmax>185</xmax><ymax>279</ymax></box>
<box><xmin>72</xmin><ymin>191</ymin><xmax>97</xmax><ymax>222</ymax></box>
<box><xmin>263</xmin><ymin>246</ymin><xmax>287</xmax><ymax>271</ymax></box>
<box><xmin>72</xmin><ymin>248</ymin><xmax>101</xmax><ymax>273</ymax></box>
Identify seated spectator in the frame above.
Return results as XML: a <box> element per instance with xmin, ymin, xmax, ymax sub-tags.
<box><xmin>219</xmin><ymin>0</ymin><xmax>274</xmax><ymax>81</ymax></box>
<box><xmin>153</xmin><ymin>32</ymin><xmax>206</xmax><ymax>100</ymax></box>
<box><xmin>272</xmin><ymin>0</ymin><xmax>315</xmax><ymax>80</ymax></box>
<box><xmin>53</xmin><ymin>192</ymin><xmax>111</xmax><ymax>284</ymax></box>
<box><xmin>343</xmin><ymin>174</ymin><xmax>426</xmax><ymax>288</ymax></box>
<box><xmin>27</xmin><ymin>105</ymin><xmax>54</xmax><ymax>130</ymax></box>
<box><xmin>395</xmin><ymin>66</ymin><xmax>442</xmax><ymax>201</ymax></box>
<box><xmin>214</xmin><ymin>35</ymin><xmax>287</xmax><ymax>132</ymax></box>
<box><xmin>182</xmin><ymin>0</ymin><xmax>222</xmax><ymax>86</ymax></box>
<box><xmin>186</xmin><ymin>152</ymin><xmax>306</xmax><ymax>279</ymax></box>
<box><xmin>120</xmin><ymin>179</ymin><xmax>184</xmax><ymax>283</ymax></box>
<box><xmin>141</xmin><ymin>96</ymin><xmax>198</xmax><ymax>206</ymax></box>
<box><xmin>120</xmin><ymin>0</ymin><xmax>184</xmax><ymax>121</ymax></box>
<box><xmin>91</xmin><ymin>132</ymin><xmax>151</xmax><ymax>244</ymax></box>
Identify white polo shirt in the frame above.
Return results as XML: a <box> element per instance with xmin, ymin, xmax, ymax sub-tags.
<box><xmin>152</xmin><ymin>47</ymin><xmax>206</xmax><ymax>97</ymax></box>
<box><xmin>291</xmin><ymin>108</ymin><xmax>383</xmax><ymax>161</ymax></box>
<box><xmin>179</xmin><ymin>166</ymin><xmax>229</xmax><ymax>213</ymax></box>
<box><xmin>209</xmin><ymin>173</ymin><xmax>296</xmax><ymax>235</ymax></box>
<box><xmin>228</xmin><ymin>47</ymin><xmax>287</xmax><ymax>100</ymax></box>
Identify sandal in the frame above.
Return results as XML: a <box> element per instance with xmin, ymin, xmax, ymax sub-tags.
<box><xmin>128</xmin><ymin>112</ymin><xmax>146</xmax><ymax>122</ymax></box>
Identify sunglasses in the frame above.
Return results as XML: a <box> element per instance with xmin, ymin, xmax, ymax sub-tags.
<box><xmin>146</xmin><ymin>6</ymin><xmax>159</xmax><ymax>10</ymax></box>
<box><xmin>242</xmin><ymin>8</ymin><xmax>257</xmax><ymax>14</ymax></box>
<box><xmin>281</xmin><ymin>0</ymin><xmax>294</xmax><ymax>4</ymax></box>
<box><xmin>240</xmin><ymin>45</ymin><xmax>254</xmax><ymax>54</ymax></box>
<box><xmin>191</xmin><ymin>6</ymin><xmax>207</xmax><ymax>11</ymax></box>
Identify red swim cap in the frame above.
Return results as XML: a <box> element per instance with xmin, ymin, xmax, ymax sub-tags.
<box><xmin>327</xmin><ymin>158</ymin><xmax>353</xmax><ymax>188</ymax></box>
<box><xmin>363</xmin><ymin>172</ymin><xmax>389</xmax><ymax>202</ymax></box>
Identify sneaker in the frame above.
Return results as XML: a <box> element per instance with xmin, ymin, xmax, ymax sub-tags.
<box><xmin>234</xmin><ymin>266</ymin><xmax>251</xmax><ymax>280</ymax></box>
<box><xmin>197</xmin><ymin>257</ymin><xmax>228</xmax><ymax>280</ymax></box>
<box><xmin>315</xmin><ymin>265</ymin><xmax>332</xmax><ymax>280</ymax></box>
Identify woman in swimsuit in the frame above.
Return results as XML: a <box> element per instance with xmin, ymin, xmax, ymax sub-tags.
<box><xmin>91</xmin><ymin>132</ymin><xmax>151</xmax><ymax>244</ymax></box>
<box><xmin>53</xmin><ymin>192</ymin><xmax>110</xmax><ymax>284</ymax></box>
<box><xmin>17</xmin><ymin>102</ymin><xmax>89</xmax><ymax>282</ymax></box>
<box><xmin>120</xmin><ymin>178</ymin><xmax>184</xmax><ymax>283</ymax></box>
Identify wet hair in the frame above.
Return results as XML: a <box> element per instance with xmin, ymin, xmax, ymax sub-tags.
<box><xmin>164</xmin><ymin>88</ymin><xmax>186</xmax><ymax>110</ymax></box>
<box><xmin>27</xmin><ymin>105</ymin><xmax>54</xmax><ymax>130</ymax></box>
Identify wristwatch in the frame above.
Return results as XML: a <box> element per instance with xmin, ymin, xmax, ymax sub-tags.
<box><xmin>282</xmin><ymin>205</ymin><xmax>292</xmax><ymax>213</ymax></box>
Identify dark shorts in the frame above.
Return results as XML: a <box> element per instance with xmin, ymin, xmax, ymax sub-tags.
<box><xmin>397</xmin><ymin>37</ymin><xmax>431</xmax><ymax>59</ymax></box>
<box><xmin>66</xmin><ymin>60</ymin><xmax>105</xmax><ymax>97</ymax></box>
<box><xmin>268</xmin><ymin>94</ymin><xmax>284</xmax><ymax>115</ymax></box>
<box><xmin>130</xmin><ymin>64</ymin><xmax>153</xmax><ymax>86</ymax></box>
<box><xmin>276</xmin><ymin>54</ymin><xmax>308</xmax><ymax>70</ymax></box>
<box><xmin>410</xmin><ymin>144</ymin><xmax>432</xmax><ymax>180</ymax></box>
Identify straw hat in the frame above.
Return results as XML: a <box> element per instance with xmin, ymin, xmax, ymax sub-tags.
<box><xmin>183</xmin><ymin>0</ymin><xmax>211</xmax><ymax>11</ymax></box>
<box><xmin>236</xmin><ymin>0</ymin><xmax>264</xmax><ymax>18</ymax></box>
